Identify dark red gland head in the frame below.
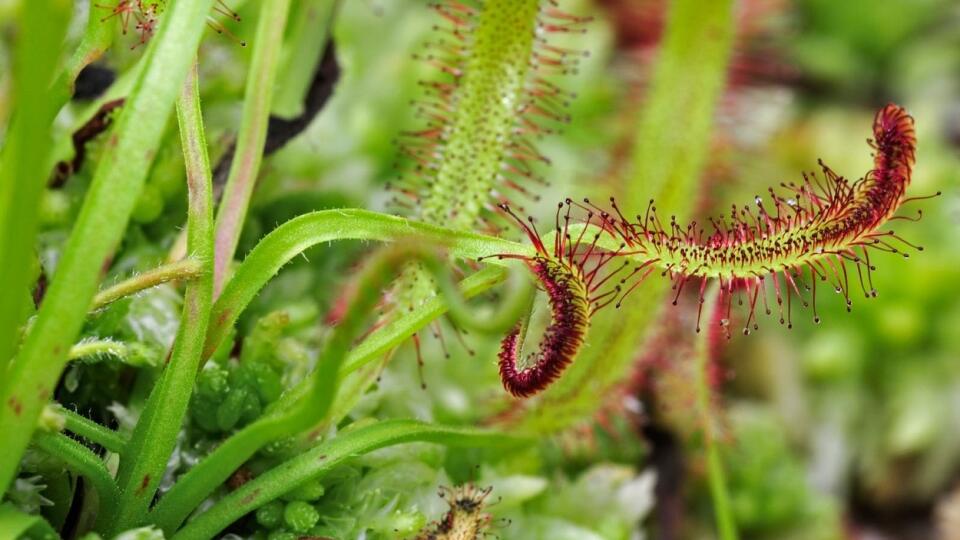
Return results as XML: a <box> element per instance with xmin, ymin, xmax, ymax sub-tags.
<box><xmin>488</xmin><ymin>200</ymin><xmax>639</xmax><ymax>398</ymax></box>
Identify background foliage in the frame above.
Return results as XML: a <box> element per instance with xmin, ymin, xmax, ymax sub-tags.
<box><xmin>0</xmin><ymin>0</ymin><xmax>958</xmax><ymax>538</ymax></box>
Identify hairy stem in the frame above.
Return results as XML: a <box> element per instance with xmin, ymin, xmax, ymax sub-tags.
<box><xmin>204</xmin><ymin>209</ymin><xmax>526</xmax><ymax>358</ymax></box>
<box><xmin>272</xmin><ymin>0</ymin><xmax>340</xmax><ymax>117</ymax></box>
<box><xmin>67</xmin><ymin>339</ymin><xmax>131</xmax><ymax>364</ymax></box>
<box><xmin>32</xmin><ymin>431</ymin><xmax>120</xmax><ymax>529</ymax></box>
<box><xmin>111</xmin><ymin>62</ymin><xmax>215</xmax><ymax>532</ymax></box>
<box><xmin>91</xmin><ymin>259</ymin><xmax>203</xmax><ymax>311</ymax></box>
<box><xmin>0</xmin><ymin>0</ymin><xmax>216</xmax><ymax>498</ymax></box>
<box><xmin>56</xmin><ymin>406</ymin><xmax>128</xmax><ymax>454</ymax></box>
<box><xmin>340</xmin><ymin>265</ymin><xmax>511</xmax><ymax>375</ymax></box>
<box><xmin>172</xmin><ymin>419</ymin><xmax>523</xmax><ymax>539</ymax></box>
<box><xmin>213</xmin><ymin>0</ymin><xmax>292</xmax><ymax>296</ymax></box>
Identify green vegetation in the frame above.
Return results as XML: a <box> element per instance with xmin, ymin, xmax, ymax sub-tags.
<box><xmin>0</xmin><ymin>0</ymin><xmax>956</xmax><ymax>539</ymax></box>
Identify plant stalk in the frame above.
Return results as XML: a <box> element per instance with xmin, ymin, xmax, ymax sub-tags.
<box><xmin>111</xmin><ymin>62</ymin><xmax>215</xmax><ymax>532</ymax></box>
<box><xmin>695</xmin><ymin>284</ymin><xmax>738</xmax><ymax>540</ymax></box>
<box><xmin>32</xmin><ymin>431</ymin><xmax>120</xmax><ymax>529</ymax></box>
<box><xmin>91</xmin><ymin>259</ymin><xmax>203</xmax><ymax>311</ymax></box>
<box><xmin>0</xmin><ymin>0</ymin><xmax>216</xmax><ymax>498</ymax></box>
<box><xmin>0</xmin><ymin>0</ymin><xmax>71</xmax><ymax>373</ymax></box>
<box><xmin>57</xmin><ymin>406</ymin><xmax>128</xmax><ymax>454</ymax></box>
<box><xmin>213</xmin><ymin>0</ymin><xmax>292</xmax><ymax>296</ymax></box>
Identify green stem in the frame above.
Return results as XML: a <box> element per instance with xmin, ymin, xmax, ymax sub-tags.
<box><xmin>272</xmin><ymin>0</ymin><xmax>340</xmax><ymax>117</ymax></box>
<box><xmin>213</xmin><ymin>0</ymin><xmax>292</xmax><ymax>296</ymax></box>
<box><xmin>32</xmin><ymin>431</ymin><xmax>120</xmax><ymax>529</ymax></box>
<box><xmin>91</xmin><ymin>259</ymin><xmax>203</xmax><ymax>311</ymax></box>
<box><xmin>694</xmin><ymin>284</ymin><xmax>738</xmax><ymax>540</ymax></box>
<box><xmin>0</xmin><ymin>0</ymin><xmax>70</xmax><ymax>373</ymax></box>
<box><xmin>204</xmin><ymin>209</ymin><xmax>527</xmax><ymax>358</ymax></box>
<box><xmin>0</xmin><ymin>0</ymin><xmax>215</xmax><ymax>499</ymax></box>
<box><xmin>340</xmin><ymin>265</ymin><xmax>510</xmax><ymax>375</ymax></box>
<box><xmin>56</xmin><ymin>406</ymin><xmax>128</xmax><ymax>454</ymax></box>
<box><xmin>418</xmin><ymin>257</ymin><xmax>534</xmax><ymax>335</ymax></box>
<box><xmin>66</xmin><ymin>338</ymin><xmax>157</xmax><ymax>368</ymax></box>
<box><xmin>68</xmin><ymin>340</ymin><xmax>128</xmax><ymax>361</ymax></box>
<box><xmin>171</xmin><ymin>419</ymin><xmax>522</xmax><ymax>539</ymax></box>
<box><xmin>111</xmin><ymin>62</ymin><xmax>215</xmax><ymax>532</ymax></box>
<box><xmin>151</xmin><ymin>247</ymin><xmax>505</xmax><ymax>533</ymax></box>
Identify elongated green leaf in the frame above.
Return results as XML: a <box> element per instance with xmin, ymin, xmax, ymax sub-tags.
<box><xmin>213</xmin><ymin>0</ymin><xmax>292</xmax><ymax>294</ymax></box>
<box><xmin>112</xmin><ymin>62</ymin><xmax>216</xmax><ymax>532</ymax></box>
<box><xmin>205</xmin><ymin>209</ymin><xmax>526</xmax><ymax>357</ymax></box>
<box><xmin>0</xmin><ymin>0</ymin><xmax>216</xmax><ymax>499</ymax></box>
<box><xmin>0</xmin><ymin>0</ymin><xmax>70</xmax><ymax>373</ymax></box>
<box><xmin>172</xmin><ymin>419</ymin><xmax>524</xmax><ymax>539</ymax></box>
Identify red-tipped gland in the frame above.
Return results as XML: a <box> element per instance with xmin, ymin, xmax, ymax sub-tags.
<box><xmin>498</xmin><ymin>256</ymin><xmax>590</xmax><ymax>398</ymax></box>
<box><xmin>98</xmin><ymin>0</ymin><xmax>245</xmax><ymax>48</ymax></box>
<box><xmin>618</xmin><ymin>104</ymin><xmax>923</xmax><ymax>334</ymax></box>
<box><xmin>390</xmin><ymin>0</ymin><xmax>588</xmax><ymax>234</ymax></box>
<box><xmin>490</xmin><ymin>201</ymin><xmax>636</xmax><ymax>398</ymax></box>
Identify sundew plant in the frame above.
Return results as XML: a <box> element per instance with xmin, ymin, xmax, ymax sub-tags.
<box><xmin>0</xmin><ymin>0</ymin><xmax>955</xmax><ymax>539</ymax></box>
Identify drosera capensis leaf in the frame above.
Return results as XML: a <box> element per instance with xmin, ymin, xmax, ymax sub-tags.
<box><xmin>584</xmin><ymin>104</ymin><xmax>922</xmax><ymax>334</ymax></box>
<box><xmin>488</xmin><ymin>202</ymin><xmax>638</xmax><ymax>397</ymax></box>
<box><xmin>485</xmin><ymin>103</ymin><xmax>925</xmax><ymax>398</ymax></box>
<box><xmin>0</xmin><ymin>0</ymin><xmax>217</xmax><ymax>499</ymax></box>
<box><xmin>392</xmin><ymin>0</ymin><xmax>590</xmax><ymax>231</ymax></box>
<box><xmin>492</xmin><ymin>0</ymin><xmax>737</xmax><ymax>430</ymax></box>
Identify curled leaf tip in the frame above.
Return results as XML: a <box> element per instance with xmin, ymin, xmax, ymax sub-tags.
<box><xmin>492</xmin><ymin>202</ymin><xmax>630</xmax><ymax>398</ymax></box>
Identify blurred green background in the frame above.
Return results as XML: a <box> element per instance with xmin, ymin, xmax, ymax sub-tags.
<box><xmin>2</xmin><ymin>0</ymin><xmax>959</xmax><ymax>538</ymax></box>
